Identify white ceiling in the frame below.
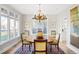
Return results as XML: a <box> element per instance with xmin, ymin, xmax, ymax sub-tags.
<box><xmin>8</xmin><ymin>4</ymin><xmax>72</xmax><ymax>15</ymax></box>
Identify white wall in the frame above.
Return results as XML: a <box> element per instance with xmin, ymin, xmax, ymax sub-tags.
<box><xmin>22</xmin><ymin>14</ymin><xmax>33</xmax><ymax>35</ymax></box>
<box><xmin>47</xmin><ymin>15</ymin><xmax>57</xmax><ymax>36</ymax></box>
<box><xmin>56</xmin><ymin>9</ymin><xmax>70</xmax><ymax>42</ymax></box>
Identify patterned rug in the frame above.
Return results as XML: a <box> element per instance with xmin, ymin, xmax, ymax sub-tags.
<box><xmin>15</xmin><ymin>45</ymin><xmax>65</xmax><ymax>54</ymax></box>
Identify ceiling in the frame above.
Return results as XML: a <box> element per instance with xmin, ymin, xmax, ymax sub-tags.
<box><xmin>8</xmin><ymin>4</ymin><xmax>72</xmax><ymax>15</ymax></box>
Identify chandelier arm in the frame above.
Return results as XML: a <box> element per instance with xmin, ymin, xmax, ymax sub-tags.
<box><xmin>32</xmin><ymin>4</ymin><xmax>47</xmax><ymax>23</ymax></box>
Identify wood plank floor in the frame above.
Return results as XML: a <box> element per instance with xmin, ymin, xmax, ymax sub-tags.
<box><xmin>60</xmin><ymin>41</ymin><xmax>76</xmax><ymax>54</ymax></box>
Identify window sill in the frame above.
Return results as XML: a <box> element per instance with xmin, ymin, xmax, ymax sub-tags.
<box><xmin>0</xmin><ymin>36</ymin><xmax>20</xmax><ymax>45</ymax></box>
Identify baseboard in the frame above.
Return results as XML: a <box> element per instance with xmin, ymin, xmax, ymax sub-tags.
<box><xmin>67</xmin><ymin>44</ymin><xmax>79</xmax><ymax>54</ymax></box>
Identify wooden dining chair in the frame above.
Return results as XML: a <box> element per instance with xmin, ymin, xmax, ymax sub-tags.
<box><xmin>34</xmin><ymin>40</ymin><xmax>47</xmax><ymax>54</ymax></box>
<box><xmin>21</xmin><ymin>33</ymin><xmax>32</xmax><ymax>51</ymax></box>
<box><xmin>50</xmin><ymin>34</ymin><xmax>60</xmax><ymax>52</ymax></box>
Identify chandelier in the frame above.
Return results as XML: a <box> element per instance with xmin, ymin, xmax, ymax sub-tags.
<box><xmin>32</xmin><ymin>4</ymin><xmax>47</xmax><ymax>22</ymax></box>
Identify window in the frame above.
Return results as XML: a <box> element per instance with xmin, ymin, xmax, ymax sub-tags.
<box><xmin>10</xmin><ymin>18</ymin><xmax>15</xmax><ymax>39</ymax></box>
<box><xmin>15</xmin><ymin>20</ymin><xmax>19</xmax><ymax>36</ymax></box>
<box><xmin>0</xmin><ymin>15</ymin><xmax>8</xmax><ymax>43</ymax></box>
<box><xmin>32</xmin><ymin>20</ymin><xmax>47</xmax><ymax>35</ymax></box>
<box><xmin>0</xmin><ymin>7</ymin><xmax>20</xmax><ymax>44</ymax></box>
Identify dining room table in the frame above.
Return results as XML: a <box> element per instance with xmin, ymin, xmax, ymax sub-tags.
<box><xmin>25</xmin><ymin>36</ymin><xmax>56</xmax><ymax>52</ymax></box>
<box><xmin>27</xmin><ymin>36</ymin><xmax>55</xmax><ymax>43</ymax></box>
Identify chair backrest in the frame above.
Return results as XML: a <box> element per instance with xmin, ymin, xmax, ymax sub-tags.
<box><xmin>21</xmin><ymin>33</ymin><xmax>28</xmax><ymax>43</ymax></box>
<box><xmin>34</xmin><ymin>40</ymin><xmax>47</xmax><ymax>54</ymax></box>
<box><xmin>37</xmin><ymin>31</ymin><xmax>43</xmax><ymax>39</ymax></box>
<box><xmin>57</xmin><ymin>34</ymin><xmax>60</xmax><ymax>45</ymax></box>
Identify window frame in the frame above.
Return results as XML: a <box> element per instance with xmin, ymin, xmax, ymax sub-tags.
<box><xmin>9</xmin><ymin>17</ymin><xmax>16</xmax><ymax>40</ymax></box>
<box><xmin>0</xmin><ymin>8</ymin><xmax>1</xmax><ymax>44</ymax></box>
<box><xmin>32</xmin><ymin>20</ymin><xmax>48</xmax><ymax>35</ymax></box>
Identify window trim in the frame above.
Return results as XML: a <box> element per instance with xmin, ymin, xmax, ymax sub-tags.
<box><xmin>0</xmin><ymin>8</ymin><xmax>1</xmax><ymax>43</ymax></box>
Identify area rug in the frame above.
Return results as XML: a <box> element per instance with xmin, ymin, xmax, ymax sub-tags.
<box><xmin>14</xmin><ymin>45</ymin><xmax>65</xmax><ymax>54</ymax></box>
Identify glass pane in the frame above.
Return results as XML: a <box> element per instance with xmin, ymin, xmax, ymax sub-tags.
<box><xmin>10</xmin><ymin>18</ymin><xmax>15</xmax><ymax>39</ymax></box>
<box><xmin>1</xmin><ymin>31</ymin><xmax>8</xmax><ymax>41</ymax></box>
<box><xmin>15</xmin><ymin>20</ymin><xmax>19</xmax><ymax>36</ymax></box>
<box><xmin>32</xmin><ymin>21</ymin><xmax>47</xmax><ymax>34</ymax></box>
<box><xmin>0</xmin><ymin>15</ymin><xmax>8</xmax><ymax>42</ymax></box>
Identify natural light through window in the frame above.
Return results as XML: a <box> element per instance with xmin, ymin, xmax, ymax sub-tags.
<box><xmin>0</xmin><ymin>15</ymin><xmax>8</xmax><ymax>43</ymax></box>
<box><xmin>0</xmin><ymin>7</ymin><xmax>20</xmax><ymax>44</ymax></box>
<box><xmin>10</xmin><ymin>18</ymin><xmax>15</xmax><ymax>39</ymax></box>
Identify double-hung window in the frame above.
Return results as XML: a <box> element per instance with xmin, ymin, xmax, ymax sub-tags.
<box><xmin>10</xmin><ymin>18</ymin><xmax>15</xmax><ymax>39</ymax></box>
<box><xmin>0</xmin><ymin>7</ymin><xmax>9</xmax><ymax>43</ymax></box>
<box><xmin>0</xmin><ymin>15</ymin><xmax>8</xmax><ymax>43</ymax></box>
<box><xmin>15</xmin><ymin>20</ymin><xmax>19</xmax><ymax>36</ymax></box>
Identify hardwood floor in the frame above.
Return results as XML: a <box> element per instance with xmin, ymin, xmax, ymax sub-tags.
<box><xmin>3</xmin><ymin>41</ymin><xmax>21</xmax><ymax>54</ymax></box>
<box><xmin>60</xmin><ymin>41</ymin><xmax>76</xmax><ymax>54</ymax></box>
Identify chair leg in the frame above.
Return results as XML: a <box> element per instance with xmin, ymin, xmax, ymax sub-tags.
<box><xmin>29</xmin><ymin>45</ymin><xmax>31</xmax><ymax>51</ymax></box>
<box><xmin>55</xmin><ymin>45</ymin><xmax>56</xmax><ymax>47</ymax></box>
<box><xmin>50</xmin><ymin>44</ymin><xmax>51</xmax><ymax>52</ymax></box>
<box><xmin>22</xmin><ymin>44</ymin><xmax>23</xmax><ymax>51</ymax></box>
<box><xmin>50</xmin><ymin>45</ymin><xmax>52</xmax><ymax>52</ymax></box>
<box><xmin>57</xmin><ymin>45</ymin><xmax>59</xmax><ymax>52</ymax></box>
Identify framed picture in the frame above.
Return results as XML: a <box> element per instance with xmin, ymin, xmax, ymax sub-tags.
<box><xmin>51</xmin><ymin>30</ymin><xmax>56</xmax><ymax>35</ymax></box>
<box><xmin>24</xmin><ymin>30</ymin><xmax>29</xmax><ymax>36</ymax></box>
